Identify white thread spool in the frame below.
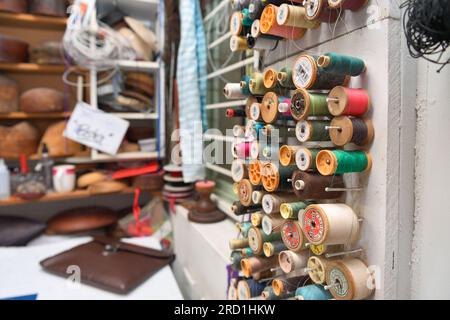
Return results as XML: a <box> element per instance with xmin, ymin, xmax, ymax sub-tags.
<box><xmin>251</xmin><ymin>19</ymin><xmax>262</xmax><ymax>38</ymax></box>
<box><xmin>262</xmin><ymin>214</ymin><xmax>285</xmax><ymax>235</ymax></box>
<box><xmin>250</xmin><ymin>140</ymin><xmax>260</xmax><ymax>159</ymax></box>
<box><xmin>224</xmin><ymin>83</ymin><xmax>246</xmax><ymax>99</ymax></box>
<box><xmin>302</xmin><ymin>204</ymin><xmax>360</xmax><ymax>245</ymax></box>
<box><xmin>231</xmin><ymin>159</ymin><xmax>248</xmax><ymax>183</ymax></box>
<box><xmin>233</xmin><ymin>125</ymin><xmax>245</xmax><ymax>138</ymax></box>
<box><xmin>262</xmin><ymin>193</ymin><xmax>299</xmax><ymax>214</ymax></box>
<box><xmin>252</xmin><ymin>190</ymin><xmax>265</xmax><ymax>205</ymax></box>
<box><xmin>278</xmin><ymin>250</ymin><xmax>309</xmax><ymax>274</ymax></box>
<box><xmin>295</xmin><ymin>146</ymin><xmax>316</xmax><ymax>171</ymax></box>
<box><xmin>307</xmin><ymin>255</ymin><xmax>331</xmax><ymax>284</ymax></box>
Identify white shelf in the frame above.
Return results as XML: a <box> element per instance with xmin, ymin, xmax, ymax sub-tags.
<box><xmin>115</xmin><ymin>60</ymin><xmax>159</xmax><ymax>72</ymax></box>
<box><xmin>112</xmin><ymin>112</ymin><xmax>159</xmax><ymax>120</ymax></box>
<box><xmin>65</xmin><ymin>152</ymin><xmax>160</xmax><ymax>164</ymax></box>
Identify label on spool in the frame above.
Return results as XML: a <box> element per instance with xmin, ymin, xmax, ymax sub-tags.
<box><xmin>251</xmin><ymin>19</ymin><xmax>260</xmax><ymax>37</ymax></box>
<box><xmin>303</xmin><ymin>208</ymin><xmax>325</xmax><ymax>243</ymax></box>
<box><xmin>305</xmin><ymin>0</ymin><xmax>320</xmax><ymax>18</ymax></box>
<box><xmin>296</xmin><ymin>121</ymin><xmax>310</xmax><ymax>142</ymax></box>
<box><xmin>262</xmin><ymin>216</ymin><xmax>272</xmax><ymax>235</ymax></box>
<box><xmin>281</xmin><ymin>220</ymin><xmax>303</xmax><ymax>252</ymax></box>
<box><xmin>296</xmin><ymin>147</ymin><xmax>312</xmax><ymax>171</ymax></box>
<box><xmin>262</xmin><ymin>194</ymin><xmax>274</xmax><ymax>214</ymax></box>
<box><xmin>293</xmin><ymin>56</ymin><xmax>315</xmax><ymax>89</ymax></box>
<box><xmin>328</xmin><ymin>267</ymin><xmax>350</xmax><ymax>298</ymax></box>
<box><xmin>248</xmin><ymin>227</ymin><xmax>262</xmax><ymax>254</ymax></box>
<box><xmin>276</xmin><ymin>4</ymin><xmax>288</xmax><ymax>25</ymax></box>
<box><xmin>231</xmin><ymin>159</ymin><xmax>246</xmax><ymax>182</ymax></box>
<box><xmin>310</xmin><ymin>244</ymin><xmax>326</xmax><ymax>256</ymax></box>
<box><xmin>250</xmin><ymin>141</ymin><xmax>260</xmax><ymax>159</ymax></box>
<box><xmin>250</xmin><ymin>103</ymin><xmax>261</xmax><ymax>121</ymax></box>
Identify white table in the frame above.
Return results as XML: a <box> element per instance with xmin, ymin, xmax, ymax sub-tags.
<box><xmin>0</xmin><ymin>236</ymin><xmax>183</xmax><ymax>300</ymax></box>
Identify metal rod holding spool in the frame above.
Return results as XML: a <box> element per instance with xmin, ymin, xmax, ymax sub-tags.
<box><xmin>326</xmin><ymin>97</ymin><xmax>340</xmax><ymax>102</ymax></box>
<box><xmin>325</xmin><ymin>126</ymin><xmax>342</xmax><ymax>131</ymax></box>
<box><xmin>325</xmin><ymin>248</ymin><xmax>363</xmax><ymax>259</ymax></box>
<box><xmin>325</xmin><ymin>187</ymin><xmax>364</xmax><ymax>192</ymax></box>
<box><xmin>324</xmin><ymin>283</ymin><xmax>340</xmax><ymax>291</ymax></box>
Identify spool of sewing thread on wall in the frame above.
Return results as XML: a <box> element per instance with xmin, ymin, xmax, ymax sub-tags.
<box><xmin>231</xmin><ymin>159</ymin><xmax>248</xmax><ymax>183</ymax></box>
<box><xmin>277</xmin><ymin>3</ymin><xmax>321</xmax><ymax>29</ymax></box>
<box><xmin>263</xmin><ymin>68</ymin><xmax>283</xmax><ymax>90</ymax></box>
<box><xmin>232</xmin><ymin>142</ymin><xmax>252</xmax><ymax>159</ymax></box>
<box><xmin>278</xmin><ymin>250</ymin><xmax>309</xmax><ymax>274</ymax></box>
<box><xmin>252</xmin><ymin>190</ymin><xmax>266</xmax><ymax>206</ymax></box>
<box><xmin>296</xmin><ymin>120</ymin><xmax>331</xmax><ymax>143</ymax></box>
<box><xmin>249</xmin><ymin>73</ymin><xmax>270</xmax><ymax>95</ymax></box>
<box><xmin>292</xmin><ymin>54</ymin><xmax>350</xmax><ymax>90</ymax></box>
<box><xmin>226</xmin><ymin>108</ymin><xmax>247</xmax><ymax>118</ymax></box>
<box><xmin>261</xmin><ymin>163</ymin><xmax>297</xmax><ymax>192</ymax></box>
<box><xmin>262</xmin><ymin>193</ymin><xmax>299</xmax><ymax>214</ymax></box>
<box><xmin>248</xmin><ymin>160</ymin><xmax>263</xmax><ymax>186</ymax></box>
<box><xmin>328</xmin><ymin>116</ymin><xmax>375</xmax><ymax>146</ymax></box>
<box><xmin>245</xmin><ymin>95</ymin><xmax>260</xmax><ymax>115</ymax></box>
<box><xmin>247</xmin><ymin>35</ymin><xmax>278</xmax><ymax>51</ymax></box>
<box><xmin>230</xmin><ymin>10</ymin><xmax>252</xmax><ymax>37</ymax></box>
<box><xmin>251</xmin><ymin>212</ymin><xmax>265</xmax><ymax>227</ymax></box>
<box><xmin>233</xmin><ymin>125</ymin><xmax>246</xmax><ymax>138</ymax></box>
<box><xmin>237</xmin><ymin>279</ymin><xmax>267</xmax><ymax>300</ymax></box>
<box><xmin>280</xmin><ymin>220</ymin><xmax>308</xmax><ymax>253</ymax></box>
<box><xmin>272</xmin><ymin>276</ymin><xmax>310</xmax><ymax>297</ymax></box>
<box><xmin>318</xmin><ymin>53</ymin><xmax>366</xmax><ymax>77</ymax></box>
<box><xmin>262</xmin><ymin>214</ymin><xmax>285</xmax><ymax>235</ymax></box>
<box><xmin>230</xmin><ymin>35</ymin><xmax>250</xmax><ymax>52</ymax></box>
<box><xmin>231</xmin><ymin>251</ymin><xmax>244</xmax><ymax>269</ymax></box>
<box><xmin>316</xmin><ymin>150</ymin><xmax>372</xmax><ymax>176</ymax></box>
<box><xmin>260</xmin><ymin>5</ymin><xmax>306</xmax><ymax>40</ymax></box>
<box><xmin>241</xmin><ymin>247</ymin><xmax>255</xmax><ymax>258</ymax></box>
<box><xmin>292</xmin><ymin>171</ymin><xmax>345</xmax><ymax>199</ymax></box>
<box><xmin>232</xmin><ymin>202</ymin><xmax>262</xmax><ymax>216</ymax></box>
<box><xmin>261</xmin><ymin>92</ymin><xmax>292</xmax><ymax>124</ymax></box>
<box><xmin>327</xmin><ymin>0</ymin><xmax>368</xmax><ymax>11</ymax></box>
<box><xmin>248</xmin><ymin>103</ymin><xmax>262</xmax><ymax>121</ymax></box>
<box><xmin>303</xmin><ymin>203</ymin><xmax>360</xmax><ymax>245</ymax></box>
<box><xmin>262</xmin><ymin>286</ymin><xmax>289</xmax><ymax>300</ymax></box>
<box><xmin>248</xmin><ymin>0</ymin><xmax>265</xmax><ymax>20</ymax></box>
<box><xmin>280</xmin><ymin>201</ymin><xmax>311</xmax><ymax>220</ymax></box>
<box><xmin>262</xmin><ymin>124</ymin><xmax>297</xmax><ymax>139</ymax></box>
<box><xmin>261</xmin><ymin>144</ymin><xmax>282</xmax><ymax>160</ymax></box>
<box><xmin>306</xmin><ymin>256</ymin><xmax>333</xmax><ymax>285</ymax></box>
<box><xmin>240</xmin><ymin>75</ymin><xmax>252</xmax><ymax>96</ymax></box>
<box><xmin>250</xmin><ymin>19</ymin><xmax>284</xmax><ymax>41</ymax></box>
<box><xmin>304</xmin><ymin>0</ymin><xmax>339</xmax><ymax>23</ymax></box>
<box><xmin>263</xmin><ymin>241</ymin><xmax>287</xmax><ymax>257</ymax></box>
<box><xmin>246</xmin><ymin>121</ymin><xmax>265</xmax><ymax>140</ymax></box>
<box><xmin>295</xmin><ymin>284</ymin><xmax>332</xmax><ymax>300</ymax></box>
<box><xmin>290</xmin><ymin>88</ymin><xmax>329</xmax><ymax>120</ymax></box>
<box><xmin>224</xmin><ymin>83</ymin><xmax>248</xmax><ymax>99</ymax></box>
<box><xmin>248</xmin><ymin>226</ymin><xmax>281</xmax><ymax>255</ymax></box>
<box><xmin>325</xmin><ymin>258</ymin><xmax>374</xmax><ymax>300</ymax></box>
<box><xmin>239</xmin><ymin>179</ymin><xmax>262</xmax><ymax>206</ymax></box>
<box><xmin>250</xmin><ymin>141</ymin><xmax>262</xmax><ymax>160</ymax></box>
<box><xmin>230</xmin><ymin>238</ymin><xmax>250</xmax><ymax>250</ymax></box>
<box><xmin>277</xmin><ymin>67</ymin><xmax>296</xmax><ymax>89</ymax></box>
<box><xmin>327</xmin><ymin>86</ymin><xmax>370</xmax><ymax>117</ymax></box>
<box><xmin>279</xmin><ymin>145</ymin><xmax>302</xmax><ymax>166</ymax></box>
<box><xmin>237</xmin><ymin>221</ymin><xmax>253</xmax><ymax>238</ymax></box>
<box><xmin>241</xmin><ymin>255</ymin><xmax>279</xmax><ymax>278</ymax></box>
<box><xmin>295</xmin><ymin>147</ymin><xmax>321</xmax><ymax>172</ymax></box>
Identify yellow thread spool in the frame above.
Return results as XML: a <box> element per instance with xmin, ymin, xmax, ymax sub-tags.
<box><xmin>277</xmin><ymin>3</ymin><xmax>320</xmax><ymax>29</ymax></box>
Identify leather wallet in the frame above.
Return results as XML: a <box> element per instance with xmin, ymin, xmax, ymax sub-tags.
<box><xmin>40</xmin><ymin>236</ymin><xmax>175</xmax><ymax>294</ymax></box>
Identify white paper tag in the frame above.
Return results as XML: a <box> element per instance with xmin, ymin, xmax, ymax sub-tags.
<box><xmin>64</xmin><ymin>102</ymin><xmax>130</xmax><ymax>155</ymax></box>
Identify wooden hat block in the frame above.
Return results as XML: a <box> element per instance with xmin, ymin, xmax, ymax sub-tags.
<box><xmin>188</xmin><ymin>181</ymin><xmax>227</xmax><ymax>224</ymax></box>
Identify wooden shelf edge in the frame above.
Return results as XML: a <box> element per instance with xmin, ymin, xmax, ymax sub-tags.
<box><xmin>0</xmin><ymin>63</ymin><xmax>65</xmax><ymax>74</ymax></box>
<box><xmin>0</xmin><ymin>112</ymin><xmax>72</xmax><ymax>120</ymax></box>
<box><xmin>0</xmin><ymin>12</ymin><xmax>67</xmax><ymax>30</ymax></box>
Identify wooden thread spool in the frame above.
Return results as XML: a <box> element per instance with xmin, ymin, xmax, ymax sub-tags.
<box><xmin>318</xmin><ymin>53</ymin><xmax>366</xmax><ymax>77</ymax></box>
<box><xmin>262</xmin><ymin>193</ymin><xmax>299</xmax><ymax>214</ymax></box>
<box><xmin>224</xmin><ymin>83</ymin><xmax>247</xmax><ymax>99</ymax></box>
<box><xmin>279</xmin><ymin>145</ymin><xmax>302</xmax><ymax>167</ymax></box>
<box><xmin>262</xmin><ymin>214</ymin><xmax>285</xmax><ymax>235</ymax></box>
<box><xmin>248</xmin><ymin>103</ymin><xmax>262</xmax><ymax>122</ymax></box>
<box><xmin>290</xmin><ymin>88</ymin><xmax>329</xmax><ymax>120</ymax></box>
<box><xmin>295</xmin><ymin>147</ymin><xmax>320</xmax><ymax>171</ymax></box>
<box><xmin>296</xmin><ymin>120</ymin><xmax>331</xmax><ymax>143</ymax></box>
<box><xmin>246</xmin><ymin>35</ymin><xmax>278</xmax><ymax>51</ymax></box>
<box><xmin>248</xmin><ymin>226</ymin><xmax>281</xmax><ymax>255</ymax></box>
<box><xmin>249</xmin><ymin>73</ymin><xmax>270</xmax><ymax>95</ymax></box>
<box><xmin>292</xmin><ymin>54</ymin><xmax>350</xmax><ymax>90</ymax></box>
<box><xmin>261</xmin><ymin>92</ymin><xmax>291</xmax><ymax>124</ymax></box>
<box><xmin>261</xmin><ymin>286</ymin><xmax>284</xmax><ymax>300</ymax></box>
<box><xmin>232</xmin><ymin>141</ymin><xmax>251</xmax><ymax>159</ymax></box>
<box><xmin>263</xmin><ymin>241</ymin><xmax>286</xmax><ymax>257</ymax></box>
<box><xmin>280</xmin><ymin>201</ymin><xmax>311</xmax><ymax>220</ymax></box>
<box><xmin>261</xmin><ymin>162</ymin><xmax>297</xmax><ymax>193</ymax></box>
<box><xmin>316</xmin><ymin>150</ymin><xmax>372</xmax><ymax>176</ymax></box>
<box><xmin>277</xmin><ymin>67</ymin><xmax>296</xmax><ymax>89</ymax></box>
<box><xmin>237</xmin><ymin>221</ymin><xmax>253</xmax><ymax>237</ymax></box>
<box><xmin>252</xmin><ymin>190</ymin><xmax>266</xmax><ymax>205</ymax></box>
<box><xmin>250</xmin><ymin>140</ymin><xmax>261</xmax><ymax>160</ymax></box>
<box><xmin>279</xmin><ymin>250</ymin><xmax>309</xmax><ymax>274</ymax></box>
<box><xmin>239</xmin><ymin>179</ymin><xmax>261</xmax><ymax>207</ymax></box>
<box><xmin>231</xmin><ymin>202</ymin><xmax>262</xmax><ymax>216</ymax></box>
<box><xmin>280</xmin><ymin>220</ymin><xmax>308</xmax><ymax>253</ymax></box>
<box><xmin>327</xmin><ymin>86</ymin><xmax>370</xmax><ymax>117</ymax></box>
<box><xmin>325</xmin><ymin>258</ymin><xmax>374</xmax><ymax>300</ymax></box>
<box><xmin>272</xmin><ymin>276</ymin><xmax>309</xmax><ymax>296</ymax></box>
<box><xmin>277</xmin><ymin>3</ymin><xmax>320</xmax><ymax>29</ymax></box>
<box><xmin>329</xmin><ymin>116</ymin><xmax>375</xmax><ymax>146</ymax></box>
<box><xmin>245</xmin><ymin>96</ymin><xmax>260</xmax><ymax>117</ymax></box>
<box><xmin>307</xmin><ymin>256</ymin><xmax>332</xmax><ymax>284</ymax></box>
<box><xmin>241</xmin><ymin>256</ymin><xmax>279</xmax><ymax>278</ymax></box>
<box><xmin>251</xmin><ymin>212</ymin><xmax>264</xmax><ymax>227</ymax></box>
<box><xmin>304</xmin><ymin>0</ymin><xmax>339</xmax><ymax>23</ymax></box>
<box><xmin>230</xmin><ymin>11</ymin><xmax>247</xmax><ymax>36</ymax></box>
<box><xmin>249</xmin><ymin>160</ymin><xmax>263</xmax><ymax>186</ymax></box>
<box><xmin>327</xmin><ymin>0</ymin><xmax>369</xmax><ymax>12</ymax></box>
<box><xmin>237</xmin><ymin>279</ymin><xmax>266</xmax><ymax>300</ymax></box>
<box><xmin>230</xmin><ymin>35</ymin><xmax>249</xmax><ymax>52</ymax></box>
<box><xmin>292</xmin><ymin>171</ymin><xmax>345</xmax><ymax>199</ymax></box>
<box><xmin>263</xmin><ymin>68</ymin><xmax>279</xmax><ymax>89</ymax></box>
<box><xmin>250</xmin><ymin>18</ymin><xmax>284</xmax><ymax>40</ymax></box>
<box><xmin>233</xmin><ymin>125</ymin><xmax>246</xmax><ymax>138</ymax></box>
<box><xmin>230</xmin><ymin>238</ymin><xmax>250</xmax><ymax>250</ymax></box>
<box><xmin>260</xmin><ymin>4</ymin><xmax>306</xmax><ymax>40</ymax></box>
<box><xmin>302</xmin><ymin>203</ymin><xmax>360</xmax><ymax>245</ymax></box>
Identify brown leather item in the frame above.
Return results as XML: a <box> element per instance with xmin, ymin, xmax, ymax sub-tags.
<box><xmin>0</xmin><ymin>75</ymin><xmax>19</xmax><ymax>113</ymax></box>
<box><xmin>0</xmin><ymin>122</ymin><xmax>39</xmax><ymax>158</ymax></box>
<box><xmin>40</xmin><ymin>236</ymin><xmax>175</xmax><ymax>294</ymax></box>
<box><xmin>47</xmin><ymin>207</ymin><xmax>118</xmax><ymax>235</ymax></box>
<box><xmin>29</xmin><ymin>0</ymin><xmax>67</xmax><ymax>17</ymax></box>
<box><xmin>0</xmin><ymin>35</ymin><xmax>29</xmax><ymax>63</ymax></box>
<box><xmin>20</xmin><ymin>88</ymin><xmax>64</xmax><ymax>113</ymax></box>
<box><xmin>0</xmin><ymin>0</ymin><xmax>27</xmax><ymax>13</ymax></box>
<box><xmin>38</xmin><ymin>121</ymin><xmax>83</xmax><ymax>157</ymax></box>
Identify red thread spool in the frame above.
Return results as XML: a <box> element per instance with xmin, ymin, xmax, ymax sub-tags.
<box><xmin>233</xmin><ymin>142</ymin><xmax>251</xmax><ymax>159</ymax></box>
<box><xmin>327</xmin><ymin>86</ymin><xmax>370</xmax><ymax>117</ymax></box>
<box><xmin>226</xmin><ymin>108</ymin><xmax>246</xmax><ymax>118</ymax></box>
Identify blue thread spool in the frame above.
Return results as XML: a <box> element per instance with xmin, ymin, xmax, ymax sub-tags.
<box><xmin>238</xmin><ymin>279</ymin><xmax>267</xmax><ymax>300</ymax></box>
<box><xmin>295</xmin><ymin>284</ymin><xmax>332</xmax><ymax>300</ymax></box>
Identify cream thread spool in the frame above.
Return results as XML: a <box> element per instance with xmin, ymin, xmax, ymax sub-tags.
<box><xmin>295</xmin><ymin>147</ymin><xmax>320</xmax><ymax>172</ymax></box>
<box><xmin>229</xmin><ymin>238</ymin><xmax>250</xmax><ymax>250</ymax></box>
<box><xmin>262</xmin><ymin>214</ymin><xmax>285</xmax><ymax>235</ymax></box>
<box><xmin>325</xmin><ymin>258</ymin><xmax>375</xmax><ymax>300</ymax></box>
<box><xmin>278</xmin><ymin>250</ymin><xmax>310</xmax><ymax>274</ymax></box>
<box><xmin>262</xmin><ymin>193</ymin><xmax>299</xmax><ymax>214</ymax></box>
<box><xmin>277</xmin><ymin>3</ymin><xmax>320</xmax><ymax>29</ymax></box>
<box><xmin>251</xmin><ymin>212</ymin><xmax>264</xmax><ymax>227</ymax></box>
<box><xmin>248</xmin><ymin>226</ymin><xmax>281</xmax><ymax>255</ymax></box>
<box><xmin>230</xmin><ymin>35</ymin><xmax>249</xmax><ymax>52</ymax></box>
<box><xmin>231</xmin><ymin>159</ymin><xmax>248</xmax><ymax>183</ymax></box>
<box><xmin>224</xmin><ymin>83</ymin><xmax>247</xmax><ymax>99</ymax></box>
<box><xmin>307</xmin><ymin>256</ymin><xmax>332</xmax><ymax>284</ymax></box>
<box><xmin>241</xmin><ymin>256</ymin><xmax>279</xmax><ymax>278</ymax></box>
<box><xmin>280</xmin><ymin>219</ymin><xmax>308</xmax><ymax>253</ymax></box>
<box><xmin>302</xmin><ymin>204</ymin><xmax>360</xmax><ymax>246</ymax></box>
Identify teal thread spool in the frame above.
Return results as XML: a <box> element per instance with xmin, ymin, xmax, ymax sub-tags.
<box><xmin>291</xmin><ymin>88</ymin><xmax>329</xmax><ymax>120</ymax></box>
<box><xmin>240</xmin><ymin>75</ymin><xmax>252</xmax><ymax>95</ymax></box>
<box><xmin>277</xmin><ymin>67</ymin><xmax>296</xmax><ymax>89</ymax></box>
<box><xmin>318</xmin><ymin>52</ymin><xmax>366</xmax><ymax>77</ymax></box>
<box><xmin>242</xmin><ymin>8</ymin><xmax>254</xmax><ymax>27</ymax></box>
<box><xmin>237</xmin><ymin>221</ymin><xmax>253</xmax><ymax>237</ymax></box>
<box><xmin>316</xmin><ymin>150</ymin><xmax>372</xmax><ymax>176</ymax></box>
<box><xmin>241</xmin><ymin>247</ymin><xmax>255</xmax><ymax>257</ymax></box>
<box><xmin>262</xmin><ymin>286</ymin><xmax>293</xmax><ymax>300</ymax></box>
<box><xmin>263</xmin><ymin>241</ymin><xmax>287</xmax><ymax>257</ymax></box>
<box><xmin>296</xmin><ymin>120</ymin><xmax>331</xmax><ymax>142</ymax></box>
<box><xmin>295</xmin><ymin>285</ymin><xmax>332</xmax><ymax>300</ymax></box>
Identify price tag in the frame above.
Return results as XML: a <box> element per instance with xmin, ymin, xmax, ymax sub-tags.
<box><xmin>64</xmin><ymin>102</ymin><xmax>130</xmax><ymax>155</ymax></box>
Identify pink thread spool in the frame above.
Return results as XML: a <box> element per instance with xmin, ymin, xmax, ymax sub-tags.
<box><xmin>233</xmin><ymin>142</ymin><xmax>251</xmax><ymax>159</ymax></box>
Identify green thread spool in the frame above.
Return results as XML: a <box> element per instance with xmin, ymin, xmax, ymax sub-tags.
<box><xmin>316</xmin><ymin>150</ymin><xmax>372</xmax><ymax>176</ymax></box>
<box><xmin>296</xmin><ymin>120</ymin><xmax>331</xmax><ymax>142</ymax></box>
<box><xmin>277</xmin><ymin>67</ymin><xmax>296</xmax><ymax>89</ymax></box>
<box><xmin>249</xmin><ymin>73</ymin><xmax>270</xmax><ymax>95</ymax></box>
<box><xmin>263</xmin><ymin>241</ymin><xmax>286</xmax><ymax>257</ymax></box>
<box><xmin>318</xmin><ymin>52</ymin><xmax>366</xmax><ymax>77</ymax></box>
<box><xmin>242</xmin><ymin>8</ymin><xmax>254</xmax><ymax>27</ymax></box>
<box><xmin>290</xmin><ymin>88</ymin><xmax>329</xmax><ymax>120</ymax></box>
<box><xmin>280</xmin><ymin>201</ymin><xmax>312</xmax><ymax>219</ymax></box>
<box><xmin>248</xmin><ymin>226</ymin><xmax>282</xmax><ymax>255</ymax></box>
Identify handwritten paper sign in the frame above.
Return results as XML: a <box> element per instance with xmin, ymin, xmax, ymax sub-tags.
<box><xmin>64</xmin><ymin>102</ymin><xmax>130</xmax><ymax>155</ymax></box>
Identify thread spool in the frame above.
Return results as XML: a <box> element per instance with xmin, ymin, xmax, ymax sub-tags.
<box><xmin>241</xmin><ymin>256</ymin><xmax>279</xmax><ymax>278</ymax></box>
<box><xmin>279</xmin><ymin>145</ymin><xmax>300</xmax><ymax>166</ymax></box>
<box><xmin>233</xmin><ymin>125</ymin><xmax>246</xmax><ymax>138</ymax></box>
<box><xmin>262</xmin><ymin>193</ymin><xmax>299</xmax><ymax>214</ymax></box>
<box><xmin>327</xmin><ymin>0</ymin><xmax>368</xmax><ymax>11</ymax></box>
<box><xmin>245</xmin><ymin>96</ymin><xmax>259</xmax><ymax>117</ymax></box>
<box><xmin>230</xmin><ymin>35</ymin><xmax>249</xmax><ymax>52</ymax></box>
<box><xmin>230</xmin><ymin>11</ymin><xmax>252</xmax><ymax>36</ymax></box>
<box><xmin>246</xmin><ymin>121</ymin><xmax>265</xmax><ymax>139</ymax></box>
<box><xmin>318</xmin><ymin>53</ymin><xmax>366</xmax><ymax>77</ymax></box>
<box><xmin>296</xmin><ymin>120</ymin><xmax>331</xmax><ymax>143</ymax></box>
<box><xmin>307</xmin><ymin>256</ymin><xmax>332</xmax><ymax>284</ymax></box>
<box><xmin>302</xmin><ymin>203</ymin><xmax>360</xmax><ymax>245</ymax></box>
<box><xmin>290</xmin><ymin>88</ymin><xmax>329</xmax><ymax>120</ymax></box>
<box><xmin>262</xmin><ymin>286</ymin><xmax>288</xmax><ymax>300</ymax></box>
<box><xmin>262</xmin><ymin>214</ymin><xmax>285</xmax><ymax>235</ymax></box>
<box><xmin>250</xmin><ymin>19</ymin><xmax>284</xmax><ymax>40</ymax></box>
<box><xmin>232</xmin><ymin>142</ymin><xmax>251</xmax><ymax>159</ymax></box>
<box><xmin>249</xmin><ymin>73</ymin><xmax>270</xmax><ymax>95</ymax></box>
<box><xmin>231</xmin><ymin>202</ymin><xmax>262</xmax><ymax>216</ymax></box>
<box><xmin>310</xmin><ymin>244</ymin><xmax>329</xmax><ymax>256</ymax></box>
<box><xmin>295</xmin><ymin>147</ymin><xmax>320</xmax><ymax>172</ymax></box>
<box><xmin>248</xmin><ymin>103</ymin><xmax>262</xmax><ymax>121</ymax></box>
<box><xmin>329</xmin><ymin>116</ymin><xmax>375</xmax><ymax>146</ymax></box>
<box><xmin>231</xmin><ymin>159</ymin><xmax>248</xmax><ymax>183</ymax></box>
<box><xmin>246</xmin><ymin>35</ymin><xmax>278</xmax><ymax>51</ymax></box>
<box><xmin>237</xmin><ymin>221</ymin><xmax>253</xmax><ymax>237</ymax></box>
<box><xmin>292</xmin><ymin>171</ymin><xmax>345</xmax><ymax>199</ymax></box>
<box><xmin>226</xmin><ymin>108</ymin><xmax>246</xmax><ymax>118</ymax></box>
<box><xmin>230</xmin><ymin>238</ymin><xmax>250</xmax><ymax>250</ymax></box>
<box><xmin>327</xmin><ymin>86</ymin><xmax>370</xmax><ymax>117</ymax></box>
<box><xmin>263</xmin><ymin>241</ymin><xmax>286</xmax><ymax>257</ymax></box>
<box><xmin>237</xmin><ymin>279</ymin><xmax>266</xmax><ymax>300</ymax></box>
<box><xmin>263</xmin><ymin>68</ymin><xmax>279</xmax><ymax>89</ymax></box>
<box><xmin>325</xmin><ymin>258</ymin><xmax>374</xmax><ymax>300</ymax></box>
<box><xmin>277</xmin><ymin>4</ymin><xmax>320</xmax><ymax>29</ymax></box>
<box><xmin>277</xmin><ymin>67</ymin><xmax>296</xmax><ymax>89</ymax></box>
<box><xmin>240</xmin><ymin>75</ymin><xmax>252</xmax><ymax>95</ymax></box>
<box><xmin>250</xmin><ymin>140</ymin><xmax>261</xmax><ymax>160</ymax></box>
<box><xmin>239</xmin><ymin>179</ymin><xmax>261</xmax><ymax>206</ymax></box>
<box><xmin>251</xmin><ymin>212</ymin><xmax>264</xmax><ymax>227</ymax></box>
<box><xmin>316</xmin><ymin>150</ymin><xmax>372</xmax><ymax>176</ymax></box>
<box><xmin>231</xmin><ymin>251</ymin><xmax>243</xmax><ymax>269</ymax></box>
<box><xmin>241</xmin><ymin>247</ymin><xmax>254</xmax><ymax>257</ymax></box>
<box><xmin>252</xmin><ymin>191</ymin><xmax>266</xmax><ymax>206</ymax></box>
<box><xmin>280</xmin><ymin>220</ymin><xmax>307</xmax><ymax>253</ymax></box>
<box><xmin>295</xmin><ymin>284</ymin><xmax>332</xmax><ymax>300</ymax></box>
<box><xmin>248</xmin><ymin>0</ymin><xmax>265</xmax><ymax>20</ymax></box>
<box><xmin>272</xmin><ymin>276</ymin><xmax>309</xmax><ymax>296</ymax></box>
<box><xmin>249</xmin><ymin>160</ymin><xmax>263</xmax><ymax>186</ymax></box>
<box><xmin>279</xmin><ymin>250</ymin><xmax>309</xmax><ymax>273</ymax></box>
<box><xmin>260</xmin><ymin>92</ymin><xmax>292</xmax><ymax>124</ymax></box>
<box><xmin>304</xmin><ymin>0</ymin><xmax>339</xmax><ymax>23</ymax></box>
<box><xmin>261</xmin><ymin>163</ymin><xmax>297</xmax><ymax>192</ymax></box>
<box><xmin>261</xmin><ymin>144</ymin><xmax>281</xmax><ymax>159</ymax></box>
<box><xmin>280</xmin><ymin>201</ymin><xmax>310</xmax><ymax>219</ymax></box>
<box><xmin>248</xmin><ymin>226</ymin><xmax>281</xmax><ymax>255</ymax></box>
<box><xmin>253</xmin><ymin>269</ymin><xmax>277</xmax><ymax>281</ymax></box>
<box><xmin>263</xmin><ymin>124</ymin><xmax>297</xmax><ymax>139</ymax></box>
<box><xmin>260</xmin><ymin>5</ymin><xmax>306</xmax><ymax>40</ymax></box>
<box><xmin>292</xmin><ymin>54</ymin><xmax>350</xmax><ymax>90</ymax></box>
<box><xmin>224</xmin><ymin>83</ymin><xmax>247</xmax><ymax>99</ymax></box>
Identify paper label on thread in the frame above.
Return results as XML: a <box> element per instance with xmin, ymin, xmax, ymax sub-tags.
<box><xmin>303</xmin><ymin>208</ymin><xmax>325</xmax><ymax>243</ymax></box>
<box><xmin>329</xmin><ymin>268</ymin><xmax>349</xmax><ymax>297</ymax></box>
<box><xmin>293</xmin><ymin>56</ymin><xmax>314</xmax><ymax>89</ymax></box>
<box><xmin>64</xmin><ymin>102</ymin><xmax>130</xmax><ymax>155</ymax></box>
<box><xmin>281</xmin><ymin>220</ymin><xmax>301</xmax><ymax>250</ymax></box>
